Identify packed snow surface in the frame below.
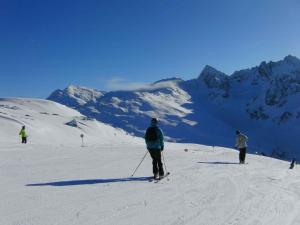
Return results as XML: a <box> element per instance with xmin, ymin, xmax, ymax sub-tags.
<box><xmin>1</xmin><ymin>98</ymin><xmax>300</xmax><ymax>225</ymax></box>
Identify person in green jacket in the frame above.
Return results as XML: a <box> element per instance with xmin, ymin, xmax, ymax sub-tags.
<box><xmin>19</xmin><ymin>126</ymin><xmax>28</xmax><ymax>144</ymax></box>
<box><xmin>145</xmin><ymin>118</ymin><xmax>165</xmax><ymax>179</ymax></box>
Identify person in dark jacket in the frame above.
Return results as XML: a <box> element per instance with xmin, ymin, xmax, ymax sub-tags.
<box><xmin>145</xmin><ymin>118</ymin><xmax>165</xmax><ymax>179</ymax></box>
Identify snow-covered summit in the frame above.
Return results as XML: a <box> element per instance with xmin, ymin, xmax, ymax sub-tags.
<box><xmin>49</xmin><ymin>85</ymin><xmax>105</xmax><ymax>106</ymax></box>
<box><xmin>283</xmin><ymin>54</ymin><xmax>300</xmax><ymax>65</ymax></box>
<box><xmin>198</xmin><ymin>65</ymin><xmax>228</xmax><ymax>78</ymax></box>
<box><xmin>198</xmin><ymin>65</ymin><xmax>230</xmax><ymax>95</ymax></box>
<box><xmin>232</xmin><ymin>55</ymin><xmax>300</xmax><ymax>81</ymax></box>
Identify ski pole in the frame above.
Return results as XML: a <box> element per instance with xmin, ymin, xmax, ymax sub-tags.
<box><xmin>131</xmin><ymin>150</ymin><xmax>148</xmax><ymax>177</ymax></box>
<box><xmin>162</xmin><ymin>151</ymin><xmax>168</xmax><ymax>173</ymax></box>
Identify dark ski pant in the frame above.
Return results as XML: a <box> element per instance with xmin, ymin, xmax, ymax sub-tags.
<box><xmin>22</xmin><ymin>137</ymin><xmax>27</xmax><ymax>144</ymax></box>
<box><xmin>239</xmin><ymin>148</ymin><xmax>246</xmax><ymax>163</ymax></box>
<box><xmin>148</xmin><ymin>149</ymin><xmax>164</xmax><ymax>176</ymax></box>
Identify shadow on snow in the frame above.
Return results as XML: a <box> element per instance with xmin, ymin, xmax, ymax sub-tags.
<box><xmin>197</xmin><ymin>161</ymin><xmax>240</xmax><ymax>165</ymax></box>
<box><xmin>26</xmin><ymin>176</ymin><xmax>152</xmax><ymax>187</ymax></box>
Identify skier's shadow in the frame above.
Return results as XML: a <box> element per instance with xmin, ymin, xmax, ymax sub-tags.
<box><xmin>26</xmin><ymin>176</ymin><xmax>152</xmax><ymax>187</ymax></box>
<box><xmin>197</xmin><ymin>161</ymin><xmax>240</xmax><ymax>165</ymax></box>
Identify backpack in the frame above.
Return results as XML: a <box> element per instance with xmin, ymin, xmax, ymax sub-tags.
<box><xmin>145</xmin><ymin>127</ymin><xmax>158</xmax><ymax>142</ymax></box>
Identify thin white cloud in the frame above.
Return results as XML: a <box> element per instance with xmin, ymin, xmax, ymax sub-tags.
<box><xmin>105</xmin><ymin>77</ymin><xmax>150</xmax><ymax>91</ymax></box>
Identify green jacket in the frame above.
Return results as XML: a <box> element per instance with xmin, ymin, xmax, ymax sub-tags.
<box><xmin>19</xmin><ymin>129</ymin><xmax>27</xmax><ymax>138</ymax></box>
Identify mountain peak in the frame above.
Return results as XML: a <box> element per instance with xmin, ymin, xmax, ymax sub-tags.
<box><xmin>198</xmin><ymin>65</ymin><xmax>227</xmax><ymax>79</ymax></box>
<box><xmin>197</xmin><ymin>65</ymin><xmax>229</xmax><ymax>91</ymax></box>
<box><xmin>65</xmin><ymin>85</ymin><xmax>100</xmax><ymax>94</ymax></box>
<box><xmin>48</xmin><ymin>85</ymin><xmax>104</xmax><ymax>106</ymax></box>
<box><xmin>283</xmin><ymin>55</ymin><xmax>300</xmax><ymax>65</ymax></box>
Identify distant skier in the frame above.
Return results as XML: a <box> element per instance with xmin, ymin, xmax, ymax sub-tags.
<box><xmin>19</xmin><ymin>126</ymin><xmax>28</xmax><ymax>144</ymax></box>
<box><xmin>235</xmin><ymin>130</ymin><xmax>248</xmax><ymax>164</ymax></box>
<box><xmin>145</xmin><ymin>118</ymin><xmax>165</xmax><ymax>180</ymax></box>
<box><xmin>290</xmin><ymin>158</ymin><xmax>296</xmax><ymax>169</ymax></box>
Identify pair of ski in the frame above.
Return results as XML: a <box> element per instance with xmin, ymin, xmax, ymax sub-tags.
<box><xmin>149</xmin><ymin>172</ymin><xmax>170</xmax><ymax>183</ymax></box>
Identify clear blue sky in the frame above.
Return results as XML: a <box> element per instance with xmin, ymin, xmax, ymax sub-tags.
<box><xmin>1</xmin><ymin>0</ymin><xmax>300</xmax><ymax>98</ymax></box>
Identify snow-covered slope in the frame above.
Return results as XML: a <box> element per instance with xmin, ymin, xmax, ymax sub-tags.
<box><xmin>48</xmin><ymin>55</ymin><xmax>300</xmax><ymax>159</ymax></box>
<box><xmin>1</xmin><ymin>99</ymin><xmax>300</xmax><ymax>224</ymax></box>
<box><xmin>0</xmin><ymin>98</ymin><xmax>139</xmax><ymax>147</ymax></box>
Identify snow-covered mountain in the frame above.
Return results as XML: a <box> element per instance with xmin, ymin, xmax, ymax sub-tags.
<box><xmin>0</xmin><ymin>98</ymin><xmax>139</xmax><ymax>146</ymax></box>
<box><xmin>48</xmin><ymin>55</ymin><xmax>300</xmax><ymax>159</ymax></box>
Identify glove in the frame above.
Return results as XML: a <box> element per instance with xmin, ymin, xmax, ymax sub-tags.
<box><xmin>161</xmin><ymin>146</ymin><xmax>164</xmax><ymax>151</ymax></box>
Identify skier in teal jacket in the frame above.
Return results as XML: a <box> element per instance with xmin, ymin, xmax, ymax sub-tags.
<box><xmin>145</xmin><ymin>118</ymin><xmax>165</xmax><ymax>179</ymax></box>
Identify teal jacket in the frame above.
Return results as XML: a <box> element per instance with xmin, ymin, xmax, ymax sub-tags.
<box><xmin>145</xmin><ymin>125</ymin><xmax>164</xmax><ymax>150</ymax></box>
